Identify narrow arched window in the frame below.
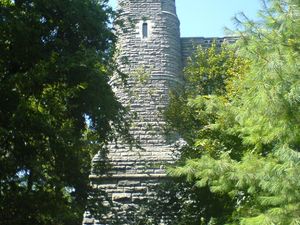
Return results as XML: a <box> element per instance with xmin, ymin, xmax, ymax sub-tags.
<box><xmin>142</xmin><ymin>22</ymin><xmax>148</xmax><ymax>38</ymax></box>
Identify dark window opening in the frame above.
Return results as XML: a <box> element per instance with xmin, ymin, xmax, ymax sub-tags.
<box><xmin>142</xmin><ymin>23</ymin><xmax>148</xmax><ymax>38</ymax></box>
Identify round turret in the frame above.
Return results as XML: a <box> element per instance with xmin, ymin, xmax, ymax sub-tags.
<box><xmin>114</xmin><ymin>0</ymin><xmax>182</xmax><ymax>146</ymax></box>
<box><xmin>116</xmin><ymin>0</ymin><xmax>181</xmax><ymax>81</ymax></box>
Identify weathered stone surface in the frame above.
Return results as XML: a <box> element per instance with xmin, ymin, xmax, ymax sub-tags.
<box><xmin>112</xmin><ymin>193</ymin><xmax>132</xmax><ymax>201</ymax></box>
<box><xmin>118</xmin><ymin>180</ymin><xmax>140</xmax><ymax>187</ymax></box>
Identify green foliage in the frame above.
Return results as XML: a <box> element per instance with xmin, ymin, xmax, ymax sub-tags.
<box><xmin>164</xmin><ymin>41</ymin><xmax>247</xmax><ymax>224</ymax></box>
<box><xmin>168</xmin><ymin>0</ymin><xmax>300</xmax><ymax>224</ymax></box>
<box><xmin>0</xmin><ymin>1</ymin><xmax>128</xmax><ymax>224</ymax></box>
<box><xmin>184</xmin><ymin>41</ymin><xmax>247</xmax><ymax>96</ymax></box>
<box><xmin>165</xmin><ymin>41</ymin><xmax>247</xmax><ymax>159</ymax></box>
<box><xmin>232</xmin><ymin>0</ymin><xmax>300</xmax><ymax>148</ymax></box>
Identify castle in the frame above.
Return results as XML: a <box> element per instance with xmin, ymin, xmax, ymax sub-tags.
<box><xmin>83</xmin><ymin>0</ymin><xmax>234</xmax><ymax>224</ymax></box>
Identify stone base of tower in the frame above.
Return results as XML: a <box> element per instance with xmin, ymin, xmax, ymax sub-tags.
<box><xmin>82</xmin><ymin>145</ymin><xmax>177</xmax><ymax>225</ymax></box>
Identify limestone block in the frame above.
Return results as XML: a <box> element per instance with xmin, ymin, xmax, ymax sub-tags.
<box><xmin>118</xmin><ymin>180</ymin><xmax>141</xmax><ymax>187</ymax></box>
<box><xmin>112</xmin><ymin>193</ymin><xmax>131</xmax><ymax>201</ymax></box>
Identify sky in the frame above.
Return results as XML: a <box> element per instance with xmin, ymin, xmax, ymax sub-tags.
<box><xmin>108</xmin><ymin>0</ymin><xmax>262</xmax><ymax>37</ymax></box>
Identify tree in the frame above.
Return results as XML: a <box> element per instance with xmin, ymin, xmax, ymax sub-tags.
<box><xmin>169</xmin><ymin>0</ymin><xmax>300</xmax><ymax>224</ymax></box>
<box><xmin>0</xmin><ymin>0</ymin><xmax>128</xmax><ymax>224</ymax></box>
<box><xmin>165</xmin><ymin>41</ymin><xmax>247</xmax><ymax>159</ymax></box>
<box><xmin>164</xmin><ymin>41</ymin><xmax>248</xmax><ymax>224</ymax></box>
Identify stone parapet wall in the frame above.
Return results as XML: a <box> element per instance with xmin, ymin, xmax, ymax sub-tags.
<box><xmin>181</xmin><ymin>37</ymin><xmax>238</xmax><ymax>67</ymax></box>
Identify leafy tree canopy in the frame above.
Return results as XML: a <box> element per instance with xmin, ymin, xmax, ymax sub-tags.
<box><xmin>0</xmin><ymin>0</ymin><xmax>128</xmax><ymax>224</ymax></box>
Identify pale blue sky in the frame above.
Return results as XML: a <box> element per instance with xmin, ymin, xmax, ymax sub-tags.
<box><xmin>108</xmin><ymin>0</ymin><xmax>262</xmax><ymax>37</ymax></box>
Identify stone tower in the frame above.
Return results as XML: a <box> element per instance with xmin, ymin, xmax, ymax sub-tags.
<box><xmin>83</xmin><ymin>0</ymin><xmax>183</xmax><ymax>224</ymax></box>
<box><xmin>82</xmin><ymin>0</ymin><xmax>236</xmax><ymax>224</ymax></box>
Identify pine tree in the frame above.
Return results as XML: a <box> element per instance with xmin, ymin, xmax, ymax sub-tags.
<box><xmin>168</xmin><ymin>0</ymin><xmax>300</xmax><ymax>224</ymax></box>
